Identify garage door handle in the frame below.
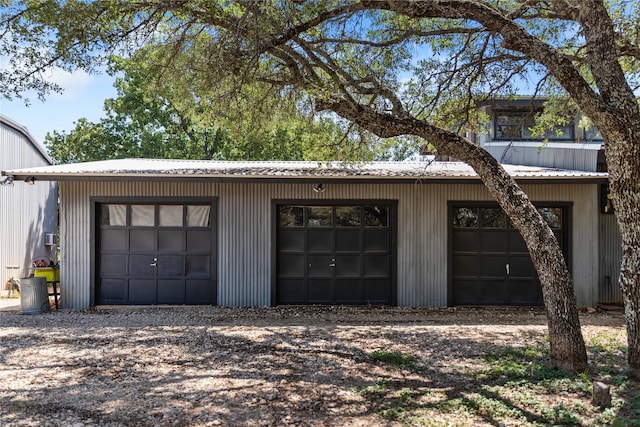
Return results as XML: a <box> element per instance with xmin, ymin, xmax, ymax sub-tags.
<box><xmin>329</xmin><ymin>259</ymin><xmax>336</xmax><ymax>267</ymax></box>
<box><xmin>506</xmin><ymin>263</ymin><xmax>509</xmax><ymax>275</ymax></box>
<box><xmin>150</xmin><ymin>257</ymin><xmax>158</xmax><ymax>267</ymax></box>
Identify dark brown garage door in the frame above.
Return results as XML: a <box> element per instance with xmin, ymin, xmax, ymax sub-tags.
<box><xmin>275</xmin><ymin>203</ymin><xmax>396</xmax><ymax>305</ymax></box>
<box><xmin>97</xmin><ymin>201</ymin><xmax>217</xmax><ymax>305</ymax></box>
<box><xmin>450</xmin><ymin>205</ymin><xmax>568</xmax><ymax>306</ymax></box>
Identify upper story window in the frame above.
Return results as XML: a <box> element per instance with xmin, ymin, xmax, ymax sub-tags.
<box><xmin>494</xmin><ymin>111</ymin><xmax>574</xmax><ymax>141</ymax></box>
<box><xmin>583</xmin><ymin>126</ymin><xmax>604</xmax><ymax>141</ymax></box>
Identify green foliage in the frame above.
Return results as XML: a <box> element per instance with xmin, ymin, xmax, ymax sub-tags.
<box><xmin>44</xmin><ymin>53</ymin><xmax>408</xmax><ymax>163</ymax></box>
<box><xmin>374</xmin><ymin>136</ymin><xmax>422</xmax><ymax>161</ymax></box>
<box><xmin>9</xmin><ymin>0</ymin><xmax>638</xmax><ymax>158</ymax></box>
<box><xmin>3</xmin><ymin>0</ymin><xmax>640</xmax><ymax>137</ymax></box>
<box><xmin>527</xmin><ymin>97</ymin><xmax>579</xmax><ymax>141</ymax></box>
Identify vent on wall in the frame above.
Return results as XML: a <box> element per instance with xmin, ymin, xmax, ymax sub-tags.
<box><xmin>45</xmin><ymin>233</ymin><xmax>57</xmax><ymax>246</ymax></box>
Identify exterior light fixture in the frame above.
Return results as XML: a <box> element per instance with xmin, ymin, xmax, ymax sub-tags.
<box><xmin>1</xmin><ymin>175</ymin><xmax>14</xmax><ymax>186</ymax></box>
<box><xmin>313</xmin><ymin>183</ymin><xmax>326</xmax><ymax>193</ymax></box>
<box><xmin>24</xmin><ymin>176</ymin><xmax>36</xmax><ymax>185</ymax></box>
<box><xmin>601</xmin><ymin>183</ymin><xmax>615</xmax><ymax>214</ymax></box>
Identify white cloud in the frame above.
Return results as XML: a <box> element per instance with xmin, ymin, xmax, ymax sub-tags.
<box><xmin>46</xmin><ymin>68</ymin><xmax>97</xmax><ymax>100</ymax></box>
<box><xmin>2</xmin><ymin>67</ymin><xmax>117</xmax><ymax>143</ymax></box>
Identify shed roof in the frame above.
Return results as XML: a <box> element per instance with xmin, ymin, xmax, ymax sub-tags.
<box><xmin>0</xmin><ymin>114</ymin><xmax>53</xmax><ymax>165</ymax></box>
<box><xmin>1</xmin><ymin>158</ymin><xmax>608</xmax><ymax>183</ymax></box>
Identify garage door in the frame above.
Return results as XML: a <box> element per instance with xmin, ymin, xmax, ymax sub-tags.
<box><xmin>97</xmin><ymin>201</ymin><xmax>217</xmax><ymax>305</ymax></box>
<box><xmin>276</xmin><ymin>203</ymin><xmax>395</xmax><ymax>305</ymax></box>
<box><xmin>450</xmin><ymin>205</ymin><xmax>568</xmax><ymax>306</ymax></box>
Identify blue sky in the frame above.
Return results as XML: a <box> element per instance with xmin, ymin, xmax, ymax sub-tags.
<box><xmin>0</xmin><ymin>68</ymin><xmax>117</xmax><ymax>146</ymax></box>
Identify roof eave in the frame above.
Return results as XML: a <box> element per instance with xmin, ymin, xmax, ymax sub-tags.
<box><xmin>0</xmin><ymin>114</ymin><xmax>54</xmax><ymax>165</ymax></box>
<box><xmin>1</xmin><ymin>171</ymin><xmax>608</xmax><ymax>184</ymax></box>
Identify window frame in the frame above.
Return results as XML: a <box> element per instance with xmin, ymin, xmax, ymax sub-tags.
<box><xmin>493</xmin><ymin>110</ymin><xmax>575</xmax><ymax>142</ymax></box>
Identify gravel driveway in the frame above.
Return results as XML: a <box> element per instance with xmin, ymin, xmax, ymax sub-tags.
<box><xmin>0</xmin><ymin>306</ymin><xmax>627</xmax><ymax>426</ymax></box>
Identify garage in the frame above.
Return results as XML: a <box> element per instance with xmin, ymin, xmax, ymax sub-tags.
<box><xmin>450</xmin><ymin>204</ymin><xmax>568</xmax><ymax>306</ymax></box>
<box><xmin>96</xmin><ymin>200</ymin><xmax>217</xmax><ymax>305</ymax></box>
<box><xmin>275</xmin><ymin>202</ymin><xmax>396</xmax><ymax>305</ymax></box>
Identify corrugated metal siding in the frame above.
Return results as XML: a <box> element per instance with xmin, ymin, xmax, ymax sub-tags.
<box><xmin>59</xmin><ymin>181</ymin><xmax>601</xmax><ymax>309</ymax></box>
<box><xmin>520</xmin><ymin>184</ymin><xmax>599</xmax><ymax>307</ymax></box>
<box><xmin>485</xmin><ymin>145</ymin><xmax>599</xmax><ymax>172</ymax></box>
<box><xmin>0</xmin><ymin>121</ymin><xmax>57</xmax><ymax>283</ymax></box>
<box><xmin>599</xmin><ymin>213</ymin><xmax>623</xmax><ymax>304</ymax></box>
<box><xmin>218</xmin><ymin>183</ymin><xmax>269</xmax><ymax>306</ymax></box>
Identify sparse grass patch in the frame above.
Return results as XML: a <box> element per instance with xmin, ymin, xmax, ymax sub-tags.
<box><xmin>370</xmin><ymin>350</ymin><xmax>418</xmax><ymax>369</ymax></box>
<box><xmin>397</xmin><ymin>387</ymin><xmax>421</xmax><ymax>402</ymax></box>
<box><xmin>616</xmin><ymin>382</ymin><xmax>640</xmax><ymax>426</ymax></box>
<box><xmin>358</xmin><ymin>342</ymin><xmax>640</xmax><ymax>426</ymax></box>
<box><xmin>461</xmin><ymin>390</ymin><xmax>527</xmax><ymax>420</ymax></box>
<box><xmin>355</xmin><ymin>381</ymin><xmax>388</xmax><ymax>399</ymax></box>
<box><xmin>585</xmin><ymin>329</ymin><xmax>628</xmax><ymax>382</ymax></box>
<box><xmin>581</xmin><ymin>329</ymin><xmax>640</xmax><ymax>425</ymax></box>
<box><xmin>587</xmin><ymin>330</ymin><xmax>627</xmax><ymax>354</ymax></box>
<box><xmin>476</xmin><ymin>345</ymin><xmax>569</xmax><ymax>382</ymax></box>
<box><xmin>539</xmin><ymin>404</ymin><xmax>583</xmax><ymax>425</ymax></box>
<box><xmin>376</xmin><ymin>391</ymin><xmax>477</xmax><ymax>426</ymax></box>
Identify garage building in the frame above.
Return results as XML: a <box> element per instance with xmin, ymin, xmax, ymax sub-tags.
<box><xmin>1</xmin><ymin>159</ymin><xmax>611</xmax><ymax>309</ymax></box>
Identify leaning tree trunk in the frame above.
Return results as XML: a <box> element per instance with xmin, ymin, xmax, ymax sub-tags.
<box><xmin>318</xmin><ymin>100</ymin><xmax>588</xmax><ymax>372</ymax></box>
<box><xmin>604</xmin><ymin>129</ymin><xmax>640</xmax><ymax>380</ymax></box>
<box><xmin>506</xmin><ymin>198</ymin><xmax>587</xmax><ymax>371</ymax></box>
<box><xmin>619</xmin><ymin>228</ymin><xmax>640</xmax><ymax>380</ymax></box>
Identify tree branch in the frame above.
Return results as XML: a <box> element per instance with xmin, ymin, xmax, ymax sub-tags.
<box><xmin>311</xmin><ymin>27</ymin><xmax>484</xmax><ymax>47</ymax></box>
<box><xmin>359</xmin><ymin>0</ymin><xmax>606</xmax><ymax>116</ymax></box>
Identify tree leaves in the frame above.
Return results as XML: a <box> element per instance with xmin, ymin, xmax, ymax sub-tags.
<box><xmin>44</xmin><ymin>52</ymin><xmax>400</xmax><ymax>162</ymax></box>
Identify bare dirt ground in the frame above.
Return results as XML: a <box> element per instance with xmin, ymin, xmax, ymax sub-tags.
<box><xmin>0</xmin><ymin>305</ymin><xmax>630</xmax><ymax>426</ymax></box>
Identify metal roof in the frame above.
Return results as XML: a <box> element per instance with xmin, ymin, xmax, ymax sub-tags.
<box><xmin>0</xmin><ymin>113</ymin><xmax>54</xmax><ymax>165</ymax></box>
<box><xmin>1</xmin><ymin>158</ymin><xmax>608</xmax><ymax>182</ymax></box>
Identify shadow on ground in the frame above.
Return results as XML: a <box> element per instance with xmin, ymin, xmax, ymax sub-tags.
<box><xmin>0</xmin><ymin>307</ymin><xmax>634</xmax><ymax>426</ymax></box>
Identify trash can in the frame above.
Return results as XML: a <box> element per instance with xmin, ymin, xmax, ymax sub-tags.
<box><xmin>20</xmin><ymin>277</ymin><xmax>51</xmax><ymax>314</ymax></box>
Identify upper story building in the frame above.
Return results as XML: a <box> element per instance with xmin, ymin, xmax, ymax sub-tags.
<box><xmin>475</xmin><ymin>97</ymin><xmax>606</xmax><ymax>172</ymax></box>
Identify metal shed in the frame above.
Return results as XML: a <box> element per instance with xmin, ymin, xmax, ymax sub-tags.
<box><xmin>0</xmin><ymin>114</ymin><xmax>58</xmax><ymax>284</ymax></box>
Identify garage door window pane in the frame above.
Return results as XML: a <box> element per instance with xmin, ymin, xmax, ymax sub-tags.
<box><xmin>187</xmin><ymin>205</ymin><xmax>211</xmax><ymax>227</ymax></box>
<box><xmin>131</xmin><ymin>205</ymin><xmax>155</xmax><ymax>227</ymax></box>
<box><xmin>307</xmin><ymin>207</ymin><xmax>332</xmax><ymax>227</ymax></box>
<box><xmin>279</xmin><ymin>206</ymin><xmax>304</xmax><ymax>227</ymax></box>
<box><xmin>336</xmin><ymin>207</ymin><xmax>360</xmax><ymax>227</ymax></box>
<box><xmin>364</xmin><ymin>206</ymin><xmax>388</xmax><ymax>227</ymax></box>
<box><xmin>481</xmin><ymin>208</ymin><xmax>506</xmax><ymax>228</ymax></box>
<box><xmin>102</xmin><ymin>204</ymin><xmax>127</xmax><ymax>226</ymax></box>
<box><xmin>159</xmin><ymin>205</ymin><xmax>183</xmax><ymax>227</ymax></box>
<box><xmin>453</xmin><ymin>208</ymin><xmax>478</xmax><ymax>228</ymax></box>
<box><xmin>538</xmin><ymin>207</ymin><xmax>563</xmax><ymax>229</ymax></box>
